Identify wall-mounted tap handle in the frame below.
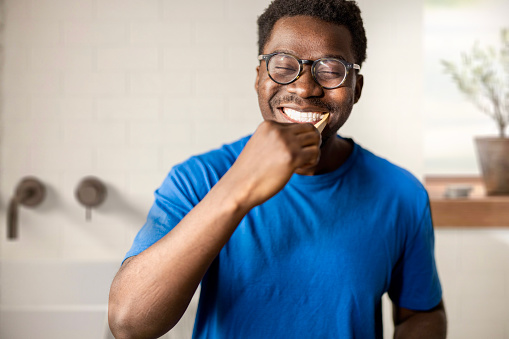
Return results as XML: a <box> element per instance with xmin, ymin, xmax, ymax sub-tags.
<box><xmin>7</xmin><ymin>199</ymin><xmax>19</xmax><ymax>239</ymax></box>
<box><xmin>75</xmin><ymin>176</ymin><xmax>107</xmax><ymax>221</ymax></box>
<box><xmin>7</xmin><ymin>177</ymin><xmax>46</xmax><ymax>240</ymax></box>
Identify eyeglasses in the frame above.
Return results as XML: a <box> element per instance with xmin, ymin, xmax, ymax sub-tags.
<box><xmin>258</xmin><ymin>52</ymin><xmax>360</xmax><ymax>89</ymax></box>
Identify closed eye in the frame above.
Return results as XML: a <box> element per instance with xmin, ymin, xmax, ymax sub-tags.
<box><xmin>316</xmin><ymin>71</ymin><xmax>341</xmax><ymax>79</ymax></box>
<box><xmin>274</xmin><ymin>66</ymin><xmax>298</xmax><ymax>74</ymax></box>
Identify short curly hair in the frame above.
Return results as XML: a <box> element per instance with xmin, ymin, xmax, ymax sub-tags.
<box><xmin>257</xmin><ymin>0</ymin><xmax>367</xmax><ymax>67</ymax></box>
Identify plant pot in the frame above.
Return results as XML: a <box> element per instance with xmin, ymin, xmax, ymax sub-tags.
<box><xmin>474</xmin><ymin>137</ymin><xmax>509</xmax><ymax>195</ymax></box>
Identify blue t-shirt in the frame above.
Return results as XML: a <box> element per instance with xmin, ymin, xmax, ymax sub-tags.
<box><xmin>126</xmin><ymin>135</ymin><xmax>442</xmax><ymax>339</ymax></box>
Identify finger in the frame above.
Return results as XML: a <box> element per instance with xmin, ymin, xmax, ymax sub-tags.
<box><xmin>296</xmin><ymin>128</ymin><xmax>321</xmax><ymax>147</ymax></box>
<box><xmin>294</xmin><ymin>144</ymin><xmax>321</xmax><ymax>168</ymax></box>
<box><xmin>289</xmin><ymin>122</ymin><xmax>317</xmax><ymax>134</ymax></box>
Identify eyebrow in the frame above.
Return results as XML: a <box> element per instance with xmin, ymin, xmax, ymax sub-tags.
<box><xmin>269</xmin><ymin>49</ymin><xmax>348</xmax><ymax>62</ymax></box>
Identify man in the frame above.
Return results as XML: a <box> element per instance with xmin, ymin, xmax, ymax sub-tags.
<box><xmin>109</xmin><ymin>0</ymin><xmax>447</xmax><ymax>338</ymax></box>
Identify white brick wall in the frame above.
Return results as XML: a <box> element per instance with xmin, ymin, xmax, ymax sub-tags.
<box><xmin>1</xmin><ymin>0</ymin><xmax>508</xmax><ymax>338</ymax></box>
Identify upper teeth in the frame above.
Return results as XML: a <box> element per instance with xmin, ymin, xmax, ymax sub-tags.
<box><xmin>283</xmin><ymin>108</ymin><xmax>325</xmax><ymax>123</ymax></box>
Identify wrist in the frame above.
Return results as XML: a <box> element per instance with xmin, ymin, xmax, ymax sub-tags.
<box><xmin>207</xmin><ymin>168</ymin><xmax>260</xmax><ymax>219</ymax></box>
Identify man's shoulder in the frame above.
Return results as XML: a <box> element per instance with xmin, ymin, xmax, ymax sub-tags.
<box><xmin>157</xmin><ymin>135</ymin><xmax>252</xmax><ymax>201</ymax></box>
<box><xmin>175</xmin><ymin>135</ymin><xmax>250</xmax><ymax>170</ymax></box>
<box><xmin>350</xmin><ymin>142</ymin><xmax>430</xmax><ymax>226</ymax></box>
<box><xmin>167</xmin><ymin>135</ymin><xmax>251</xmax><ymax>183</ymax></box>
<box><xmin>353</xmin><ymin>142</ymin><xmax>427</xmax><ymax>197</ymax></box>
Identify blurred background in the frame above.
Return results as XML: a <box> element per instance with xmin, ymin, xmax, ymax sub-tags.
<box><xmin>0</xmin><ymin>0</ymin><xmax>508</xmax><ymax>338</ymax></box>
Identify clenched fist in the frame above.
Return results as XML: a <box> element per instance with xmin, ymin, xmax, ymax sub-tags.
<box><xmin>222</xmin><ymin>120</ymin><xmax>322</xmax><ymax>210</ymax></box>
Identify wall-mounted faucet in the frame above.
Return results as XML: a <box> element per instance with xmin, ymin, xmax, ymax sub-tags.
<box><xmin>75</xmin><ymin>176</ymin><xmax>107</xmax><ymax>221</ymax></box>
<box><xmin>7</xmin><ymin>177</ymin><xmax>46</xmax><ymax>240</ymax></box>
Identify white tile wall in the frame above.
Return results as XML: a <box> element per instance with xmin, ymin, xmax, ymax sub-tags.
<box><xmin>63</xmin><ymin>22</ymin><xmax>128</xmax><ymax>46</ymax></box>
<box><xmin>130</xmin><ymin>22</ymin><xmax>193</xmax><ymax>46</ymax></box>
<box><xmin>96</xmin><ymin>0</ymin><xmax>161</xmax><ymax>21</ymax></box>
<box><xmin>1</xmin><ymin>0</ymin><xmax>508</xmax><ymax>338</ymax></box>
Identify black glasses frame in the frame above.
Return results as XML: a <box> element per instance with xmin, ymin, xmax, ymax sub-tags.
<box><xmin>258</xmin><ymin>52</ymin><xmax>361</xmax><ymax>89</ymax></box>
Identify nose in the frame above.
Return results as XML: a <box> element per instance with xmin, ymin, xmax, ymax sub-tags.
<box><xmin>286</xmin><ymin>66</ymin><xmax>323</xmax><ymax>98</ymax></box>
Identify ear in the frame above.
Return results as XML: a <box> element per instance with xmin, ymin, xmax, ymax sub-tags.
<box><xmin>255</xmin><ymin>65</ymin><xmax>260</xmax><ymax>93</ymax></box>
<box><xmin>354</xmin><ymin>73</ymin><xmax>363</xmax><ymax>104</ymax></box>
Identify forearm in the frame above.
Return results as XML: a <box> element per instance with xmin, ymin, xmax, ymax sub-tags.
<box><xmin>108</xmin><ymin>177</ymin><xmax>251</xmax><ymax>339</ymax></box>
<box><xmin>393</xmin><ymin>306</ymin><xmax>447</xmax><ymax>339</ymax></box>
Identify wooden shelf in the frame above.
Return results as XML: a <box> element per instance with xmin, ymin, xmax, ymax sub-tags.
<box><xmin>425</xmin><ymin>176</ymin><xmax>509</xmax><ymax>227</ymax></box>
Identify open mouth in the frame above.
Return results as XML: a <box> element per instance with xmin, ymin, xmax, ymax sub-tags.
<box><xmin>281</xmin><ymin>107</ymin><xmax>328</xmax><ymax>124</ymax></box>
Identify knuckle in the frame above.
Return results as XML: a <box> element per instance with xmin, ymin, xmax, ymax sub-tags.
<box><xmin>313</xmin><ymin>131</ymin><xmax>321</xmax><ymax>142</ymax></box>
<box><xmin>309</xmin><ymin>148</ymin><xmax>321</xmax><ymax>165</ymax></box>
<box><xmin>281</xmin><ymin>150</ymin><xmax>294</xmax><ymax>165</ymax></box>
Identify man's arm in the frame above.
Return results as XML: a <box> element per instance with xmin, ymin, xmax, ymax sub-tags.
<box><xmin>393</xmin><ymin>299</ymin><xmax>447</xmax><ymax>339</ymax></box>
<box><xmin>108</xmin><ymin>121</ymin><xmax>321</xmax><ymax>339</ymax></box>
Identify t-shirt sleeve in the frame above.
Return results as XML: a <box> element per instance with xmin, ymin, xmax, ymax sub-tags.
<box><xmin>123</xmin><ymin>166</ymin><xmax>200</xmax><ymax>262</ymax></box>
<box><xmin>387</xmin><ymin>200</ymin><xmax>442</xmax><ymax>311</ymax></box>
<box><xmin>122</xmin><ymin>139</ymin><xmax>243</xmax><ymax>264</ymax></box>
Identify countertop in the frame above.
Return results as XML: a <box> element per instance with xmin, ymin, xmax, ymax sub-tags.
<box><xmin>425</xmin><ymin>176</ymin><xmax>509</xmax><ymax>227</ymax></box>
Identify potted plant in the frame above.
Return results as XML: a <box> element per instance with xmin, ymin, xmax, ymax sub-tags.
<box><xmin>441</xmin><ymin>28</ymin><xmax>509</xmax><ymax>195</ymax></box>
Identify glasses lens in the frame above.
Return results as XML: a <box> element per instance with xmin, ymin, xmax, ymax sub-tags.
<box><xmin>267</xmin><ymin>54</ymin><xmax>300</xmax><ymax>84</ymax></box>
<box><xmin>314</xmin><ymin>59</ymin><xmax>347</xmax><ymax>88</ymax></box>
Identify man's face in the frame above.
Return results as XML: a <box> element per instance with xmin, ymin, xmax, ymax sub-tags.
<box><xmin>255</xmin><ymin>15</ymin><xmax>363</xmax><ymax>141</ymax></box>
